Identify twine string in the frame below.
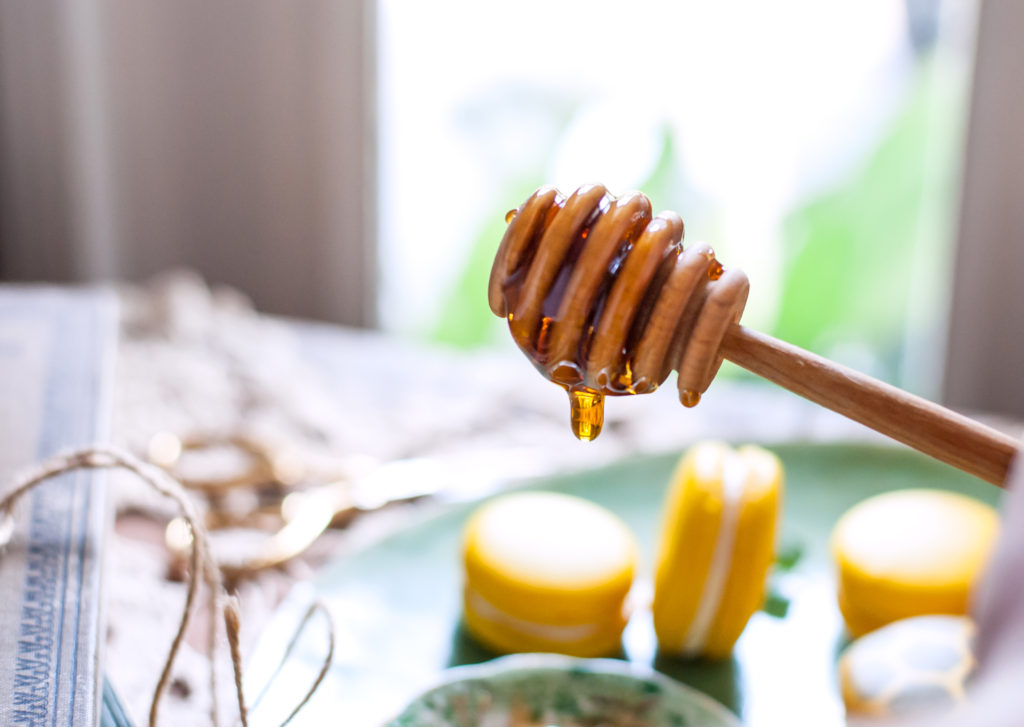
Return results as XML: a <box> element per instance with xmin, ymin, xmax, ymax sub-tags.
<box><xmin>246</xmin><ymin>601</ymin><xmax>336</xmax><ymax>727</ymax></box>
<box><xmin>0</xmin><ymin>446</ymin><xmax>334</xmax><ymax>727</ymax></box>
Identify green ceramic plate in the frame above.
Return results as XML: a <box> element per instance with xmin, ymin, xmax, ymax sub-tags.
<box><xmin>245</xmin><ymin>444</ymin><xmax>1001</xmax><ymax>727</ymax></box>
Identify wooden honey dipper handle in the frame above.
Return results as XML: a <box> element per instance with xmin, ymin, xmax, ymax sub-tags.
<box><xmin>720</xmin><ymin>324</ymin><xmax>1019</xmax><ymax>487</ymax></box>
<box><xmin>492</xmin><ymin>184</ymin><xmax>1018</xmax><ymax>482</ymax></box>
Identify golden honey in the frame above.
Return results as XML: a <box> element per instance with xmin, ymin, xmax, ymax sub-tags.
<box><xmin>569</xmin><ymin>388</ymin><xmax>604</xmax><ymax>441</ymax></box>
<box><xmin>489</xmin><ymin>185</ymin><xmax>750</xmax><ymax>440</ymax></box>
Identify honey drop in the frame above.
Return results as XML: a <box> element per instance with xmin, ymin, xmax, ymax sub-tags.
<box><xmin>569</xmin><ymin>387</ymin><xmax>605</xmax><ymax>441</ymax></box>
<box><xmin>681</xmin><ymin>389</ymin><xmax>701</xmax><ymax>408</ymax></box>
<box><xmin>493</xmin><ymin>187</ymin><xmax>749</xmax><ymax>441</ymax></box>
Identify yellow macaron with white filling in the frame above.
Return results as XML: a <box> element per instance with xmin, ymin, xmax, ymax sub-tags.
<box><xmin>462</xmin><ymin>491</ymin><xmax>637</xmax><ymax>657</ymax></box>
<box><xmin>652</xmin><ymin>441</ymin><xmax>783</xmax><ymax>659</ymax></box>
<box><xmin>831</xmin><ymin>489</ymin><xmax>998</xmax><ymax>638</ymax></box>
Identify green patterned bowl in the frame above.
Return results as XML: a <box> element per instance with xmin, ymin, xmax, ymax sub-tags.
<box><xmin>386</xmin><ymin>654</ymin><xmax>739</xmax><ymax>727</ymax></box>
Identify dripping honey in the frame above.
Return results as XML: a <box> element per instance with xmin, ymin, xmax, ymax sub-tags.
<box><xmin>569</xmin><ymin>388</ymin><xmax>604</xmax><ymax>441</ymax></box>
<box><xmin>497</xmin><ymin>190</ymin><xmax>728</xmax><ymax>440</ymax></box>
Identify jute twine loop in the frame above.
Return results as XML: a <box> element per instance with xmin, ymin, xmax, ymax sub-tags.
<box><xmin>0</xmin><ymin>446</ymin><xmax>334</xmax><ymax>727</ymax></box>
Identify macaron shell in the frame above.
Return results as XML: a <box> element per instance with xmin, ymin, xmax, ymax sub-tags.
<box><xmin>463</xmin><ymin>492</ymin><xmax>636</xmax><ymax>625</ymax></box>
<box><xmin>652</xmin><ymin>445</ymin><xmax>724</xmax><ymax>653</ymax></box>
<box><xmin>832</xmin><ymin>489</ymin><xmax>998</xmax><ymax>638</ymax></box>
<box><xmin>653</xmin><ymin>442</ymin><xmax>783</xmax><ymax>658</ymax></box>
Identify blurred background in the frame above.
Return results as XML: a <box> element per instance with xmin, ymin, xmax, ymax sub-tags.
<box><xmin>1</xmin><ymin>0</ymin><xmax>1022</xmax><ymax>415</ymax></box>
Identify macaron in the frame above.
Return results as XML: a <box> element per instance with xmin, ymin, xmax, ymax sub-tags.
<box><xmin>831</xmin><ymin>489</ymin><xmax>998</xmax><ymax>638</ymax></box>
<box><xmin>652</xmin><ymin>441</ymin><xmax>783</xmax><ymax>659</ymax></box>
<box><xmin>839</xmin><ymin>615</ymin><xmax>975</xmax><ymax>718</ymax></box>
<box><xmin>461</xmin><ymin>491</ymin><xmax>637</xmax><ymax>657</ymax></box>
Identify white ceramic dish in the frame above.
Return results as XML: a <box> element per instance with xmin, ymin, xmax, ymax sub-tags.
<box><xmin>385</xmin><ymin>653</ymin><xmax>739</xmax><ymax>727</ymax></box>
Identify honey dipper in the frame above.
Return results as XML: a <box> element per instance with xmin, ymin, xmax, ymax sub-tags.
<box><xmin>489</xmin><ymin>184</ymin><xmax>1018</xmax><ymax>487</ymax></box>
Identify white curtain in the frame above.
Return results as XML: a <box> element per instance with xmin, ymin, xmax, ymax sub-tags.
<box><xmin>0</xmin><ymin>0</ymin><xmax>377</xmax><ymax>326</ymax></box>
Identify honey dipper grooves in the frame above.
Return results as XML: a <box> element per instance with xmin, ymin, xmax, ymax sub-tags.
<box><xmin>489</xmin><ymin>184</ymin><xmax>749</xmax><ymax>439</ymax></box>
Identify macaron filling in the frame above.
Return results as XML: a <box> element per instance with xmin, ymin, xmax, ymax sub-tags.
<box><xmin>464</xmin><ymin>586</ymin><xmax>619</xmax><ymax>644</ymax></box>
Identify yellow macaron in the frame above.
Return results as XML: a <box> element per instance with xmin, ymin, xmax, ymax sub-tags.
<box><xmin>652</xmin><ymin>441</ymin><xmax>783</xmax><ymax>659</ymax></box>
<box><xmin>839</xmin><ymin>615</ymin><xmax>975</xmax><ymax>718</ymax></box>
<box><xmin>461</xmin><ymin>491</ymin><xmax>638</xmax><ymax>657</ymax></box>
<box><xmin>831</xmin><ymin>489</ymin><xmax>998</xmax><ymax>638</ymax></box>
